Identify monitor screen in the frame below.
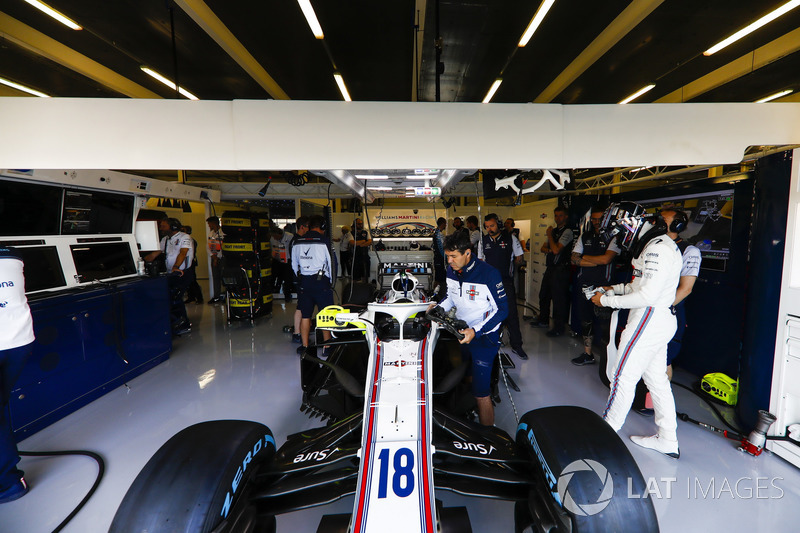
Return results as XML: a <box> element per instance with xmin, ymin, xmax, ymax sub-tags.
<box><xmin>15</xmin><ymin>246</ymin><xmax>67</xmax><ymax>292</ymax></box>
<box><xmin>0</xmin><ymin>180</ymin><xmax>63</xmax><ymax>236</ymax></box>
<box><xmin>639</xmin><ymin>189</ymin><xmax>734</xmax><ymax>271</ymax></box>
<box><xmin>62</xmin><ymin>190</ymin><xmax>135</xmax><ymax>235</ymax></box>
<box><xmin>70</xmin><ymin>242</ymin><xmax>136</xmax><ymax>283</ymax></box>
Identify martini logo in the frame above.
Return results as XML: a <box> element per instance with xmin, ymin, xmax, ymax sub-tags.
<box><xmin>466</xmin><ymin>285</ymin><xmax>479</xmax><ymax>300</ymax></box>
<box><xmin>557</xmin><ymin>459</ymin><xmax>614</xmax><ymax>516</ymax></box>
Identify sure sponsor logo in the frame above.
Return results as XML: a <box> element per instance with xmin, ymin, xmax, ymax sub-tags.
<box><xmin>293</xmin><ymin>447</ymin><xmax>339</xmax><ymax>463</ymax></box>
<box><xmin>452</xmin><ymin>440</ymin><xmax>495</xmax><ymax>456</ymax></box>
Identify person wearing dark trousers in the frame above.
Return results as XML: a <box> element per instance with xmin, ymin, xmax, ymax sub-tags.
<box><xmin>533</xmin><ymin>206</ymin><xmax>573</xmax><ymax>336</ymax></box>
<box><xmin>0</xmin><ymin>246</ymin><xmax>35</xmax><ymax>504</ymax></box>
<box><xmin>270</xmin><ymin>226</ymin><xmax>295</xmax><ymax>301</ymax></box>
<box><xmin>291</xmin><ymin>215</ymin><xmax>334</xmax><ymax>355</ymax></box>
<box><xmin>570</xmin><ymin>208</ymin><xmax>620</xmax><ymax>365</ymax></box>
<box><xmin>146</xmin><ymin>218</ymin><xmax>194</xmax><ymax>335</ymax></box>
<box><xmin>182</xmin><ymin>226</ymin><xmax>203</xmax><ymax>304</ymax></box>
<box><xmin>206</xmin><ymin>216</ymin><xmax>225</xmax><ymax>304</ymax></box>
<box><xmin>332</xmin><ymin>225</ymin><xmax>354</xmax><ymax>277</ymax></box>
<box><xmin>432</xmin><ymin>217</ymin><xmax>447</xmax><ymax>297</ymax></box>
<box><xmin>479</xmin><ymin>213</ymin><xmax>528</xmax><ymax>360</ymax></box>
<box><xmin>353</xmin><ymin>218</ymin><xmax>373</xmax><ymax>283</ymax></box>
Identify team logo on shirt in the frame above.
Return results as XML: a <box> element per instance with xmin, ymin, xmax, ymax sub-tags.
<box><xmin>466</xmin><ymin>285</ymin><xmax>479</xmax><ymax>300</ymax></box>
<box><xmin>0</xmin><ymin>301</ymin><xmax>7</xmax><ymax>308</ymax></box>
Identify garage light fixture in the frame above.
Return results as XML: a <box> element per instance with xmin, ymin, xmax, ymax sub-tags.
<box><xmin>704</xmin><ymin>0</ymin><xmax>800</xmax><ymax>56</ymax></box>
<box><xmin>518</xmin><ymin>0</ymin><xmax>556</xmax><ymax>47</ymax></box>
<box><xmin>619</xmin><ymin>84</ymin><xmax>656</xmax><ymax>104</ymax></box>
<box><xmin>0</xmin><ymin>76</ymin><xmax>49</xmax><ymax>97</ymax></box>
<box><xmin>755</xmin><ymin>89</ymin><xmax>793</xmax><ymax>103</ymax></box>
<box><xmin>355</xmin><ymin>175</ymin><xmax>389</xmax><ymax>180</ymax></box>
<box><xmin>22</xmin><ymin>0</ymin><xmax>82</xmax><ymax>30</ymax></box>
<box><xmin>297</xmin><ymin>0</ymin><xmax>325</xmax><ymax>39</ymax></box>
<box><xmin>482</xmin><ymin>79</ymin><xmax>503</xmax><ymax>103</ymax></box>
<box><xmin>367</xmin><ymin>186</ymin><xmax>394</xmax><ymax>191</ymax></box>
<box><xmin>333</xmin><ymin>72</ymin><xmax>352</xmax><ymax>102</ymax></box>
<box><xmin>140</xmin><ymin>67</ymin><xmax>198</xmax><ymax>100</ymax></box>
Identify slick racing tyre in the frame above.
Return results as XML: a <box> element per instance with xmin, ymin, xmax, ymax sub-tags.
<box><xmin>516</xmin><ymin>406</ymin><xmax>659</xmax><ymax>533</ymax></box>
<box><xmin>110</xmin><ymin>420</ymin><xmax>276</xmax><ymax>533</ymax></box>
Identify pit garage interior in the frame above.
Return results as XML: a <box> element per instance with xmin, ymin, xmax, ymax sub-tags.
<box><xmin>3</xmin><ymin>2</ymin><xmax>800</xmax><ymax>533</ymax></box>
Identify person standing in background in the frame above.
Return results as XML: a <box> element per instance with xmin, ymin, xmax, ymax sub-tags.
<box><xmin>0</xmin><ymin>246</ymin><xmax>35</xmax><ymax>504</ymax></box>
<box><xmin>182</xmin><ymin>225</ymin><xmax>203</xmax><ymax>304</ymax></box>
<box><xmin>333</xmin><ymin>225</ymin><xmax>354</xmax><ymax>277</ymax></box>
<box><xmin>353</xmin><ymin>218</ymin><xmax>373</xmax><ymax>283</ymax></box>
<box><xmin>432</xmin><ymin>217</ymin><xmax>447</xmax><ymax>297</ymax></box>
<box><xmin>206</xmin><ymin>216</ymin><xmax>225</xmax><ymax>304</ymax></box>
<box><xmin>533</xmin><ymin>206</ymin><xmax>574</xmax><ymax>337</ymax></box>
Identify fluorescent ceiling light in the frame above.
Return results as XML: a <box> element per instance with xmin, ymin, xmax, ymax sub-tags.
<box><xmin>704</xmin><ymin>0</ymin><xmax>800</xmax><ymax>56</ymax></box>
<box><xmin>755</xmin><ymin>89</ymin><xmax>794</xmax><ymax>103</ymax></box>
<box><xmin>0</xmin><ymin>77</ymin><xmax>49</xmax><ymax>97</ymax></box>
<box><xmin>355</xmin><ymin>175</ymin><xmax>389</xmax><ymax>180</ymax></box>
<box><xmin>23</xmin><ymin>0</ymin><xmax>82</xmax><ymax>30</ymax></box>
<box><xmin>619</xmin><ymin>84</ymin><xmax>656</xmax><ymax>104</ymax></box>
<box><xmin>297</xmin><ymin>0</ymin><xmax>324</xmax><ymax>39</ymax></box>
<box><xmin>333</xmin><ymin>72</ymin><xmax>351</xmax><ymax>102</ymax></box>
<box><xmin>367</xmin><ymin>186</ymin><xmax>393</xmax><ymax>191</ymax></box>
<box><xmin>140</xmin><ymin>67</ymin><xmax>198</xmax><ymax>100</ymax></box>
<box><xmin>482</xmin><ymin>79</ymin><xmax>503</xmax><ymax>103</ymax></box>
<box><xmin>518</xmin><ymin>0</ymin><xmax>556</xmax><ymax>47</ymax></box>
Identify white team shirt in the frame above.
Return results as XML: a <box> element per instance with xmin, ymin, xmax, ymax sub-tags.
<box><xmin>680</xmin><ymin>244</ymin><xmax>702</xmax><ymax>277</ymax></box>
<box><xmin>0</xmin><ymin>252</ymin><xmax>35</xmax><ymax>350</ymax></box>
<box><xmin>161</xmin><ymin>231</ymin><xmax>194</xmax><ymax>271</ymax></box>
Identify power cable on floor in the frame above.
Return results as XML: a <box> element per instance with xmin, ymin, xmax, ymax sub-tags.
<box><xmin>18</xmin><ymin>449</ymin><xmax>105</xmax><ymax>533</ymax></box>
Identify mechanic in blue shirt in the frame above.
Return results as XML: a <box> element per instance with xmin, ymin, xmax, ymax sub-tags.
<box><xmin>434</xmin><ymin>231</ymin><xmax>509</xmax><ymax>426</ymax></box>
<box><xmin>478</xmin><ymin>213</ymin><xmax>528</xmax><ymax>360</ymax></box>
<box><xmin>0</xmin><ymin>247</ymin><xmax>35</xmax><ymax>504</ymax></box>
<box><xmin>292</xmin><ymin>215</ymin><xmax>334</xmax><ymax>354</ymax></box>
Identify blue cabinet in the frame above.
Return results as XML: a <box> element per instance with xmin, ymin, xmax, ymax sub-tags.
<box><xmin>9</xmin><ymin>276</ymin><xmax>172</xmax><ymax>440</ymax></box>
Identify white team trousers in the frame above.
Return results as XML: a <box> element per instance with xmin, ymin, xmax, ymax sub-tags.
<box><xmin>603</xmin><ymin>306</ymin><xmax>678</xmax><ymax>441</ymax></box>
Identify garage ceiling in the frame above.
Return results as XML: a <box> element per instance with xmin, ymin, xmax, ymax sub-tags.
<box><xmin>2</xmin><ymin>0</ymin><xmax>799</xmax><ymax>192</ymax></box>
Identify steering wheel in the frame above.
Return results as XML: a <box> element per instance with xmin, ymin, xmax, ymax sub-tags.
<box><xmin>425</xmin><ymin>306</ymin><xmax>467</xmax><ymax>341</ymax></box>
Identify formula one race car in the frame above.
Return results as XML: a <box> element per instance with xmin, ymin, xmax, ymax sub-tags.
<box><xmin>110</xmin><ymin>272</ymin><xmax>659</xmax><ymax>533</ymax></box>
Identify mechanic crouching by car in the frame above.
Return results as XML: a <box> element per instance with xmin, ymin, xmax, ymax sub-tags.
<box><xmin>430</xmin><ymin>232</ymin><xmax>508</xmax><ymax>427</ymax></box>
<box><xmin>292</xmin><ymin>215</ymin><xmax>334</xmax><ymax>355</ymax></box>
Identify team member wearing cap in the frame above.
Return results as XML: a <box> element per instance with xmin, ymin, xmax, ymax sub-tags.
<box><xmin>0</xmin><ymin>247</ymin><xmax>35</xmax><ymax>504</ymax></box>
<box><xmin>591</xmin><ymin>202</ymin><xmax>682</xmax><ymax>458</ymax></box>
<box><xmin>433</xmin><ymin>232</ymin><xmax>509</xmax><ymax>426</ymax></box>
<box><xmin>479</xmin><ymin>213</ymin><xmax>528</xmax><ymax>360</ymax></box>
<box><xmin>292</xmin><ymin>215</ymin><xmax>334</xmax><ymax>354</ymax></box>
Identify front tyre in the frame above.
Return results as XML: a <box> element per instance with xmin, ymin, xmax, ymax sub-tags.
<box><xmin>516</xmin><ymin>406</ymin><xmax>658</xmax><ymax>533</ymax></box>
<box><xmin>110</xmin><ymin>420</ymin><xmax>276</xmax><ymax>533</ymax></box>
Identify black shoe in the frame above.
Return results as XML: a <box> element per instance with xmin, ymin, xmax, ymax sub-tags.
<box><xmin>208</xmin><ymin>297</ymin><xmax>222</xmax><ymax>304</ymax></box>
<box><xmin>634</xmin><ymin>407</ymin><xmax>655</xmax><ymax>417</ymax></box>
<box><xmin>545</xmin><ymin>329</ymin><xmax>563</xmax><ymax>338</ymax></box>
<box><xmin>173</xmin><ymin>321</ymin><xmax>192</xmax><ymax>336</ymax></box>
<box><xmin>511</xmin><ymin>346</ymin><xmax>529</xmax><ymax>360</ymax></box>
<box><xmin>571</xmin><ymin>353</ymin><xmax>596</xmax><ymax>366</ymax></box>
<box><xmin>530</xmin><ymin>320</ymin><xmax>549</xmax><ymax>328</ymax></box>
<box><xmin>297</xmin><ymin>345</ymin><xmax>308</xmax><ymax>356</ymax></box>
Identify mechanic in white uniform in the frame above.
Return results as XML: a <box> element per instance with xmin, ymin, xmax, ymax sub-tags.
<box><xmin>590</xmin><ymin>202</ymin><xmax>682</xmax><ymax>458</ymax></box>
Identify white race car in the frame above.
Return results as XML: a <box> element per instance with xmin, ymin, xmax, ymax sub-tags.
<box><xmin>110</xmin><ymin>272</ymin><xmax>659</xmax><ymax>533</ymax></box>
